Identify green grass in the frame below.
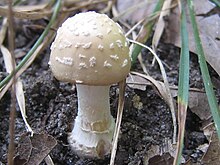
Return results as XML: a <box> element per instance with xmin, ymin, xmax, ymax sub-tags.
<box><xmin>174</xmin><ymin>1</ymin><xmax>190</xmax><ymax>164</ymax></box>
<box><xmin>187</xmin><ymin>0</ymin><xmax>220</xmax><ymax>139</ymax></box>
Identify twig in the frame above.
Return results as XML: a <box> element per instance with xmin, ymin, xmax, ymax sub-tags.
<box><xmin>7</xmin><ymin>0</ymin><xmax>16</xmax><ymax>164</ymax></box>
<box><xmin>110</xmin><ymin>79</ymin><xmax>126</xmax><ymax>165</ymax></box>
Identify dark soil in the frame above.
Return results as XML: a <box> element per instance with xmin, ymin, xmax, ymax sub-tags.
<box><xmin>0</xmin><ymin>8</ymin><xmax>219</xmax><ymax>165</ymax></box>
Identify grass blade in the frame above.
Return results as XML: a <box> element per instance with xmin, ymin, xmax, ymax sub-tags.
<box><xmin>174</xmin><ymin>1</ymin><xmax>190</xmax><ymax>164</ymax></box>
<box><xmin>131</xmin><ymin>0</ymin><xmax>163</xmax><ymax>66</ymax></box>
<box><xmin>187</xmin><ymin>0</ymin><xmax>220</xmax><ymax>139</ymax></box>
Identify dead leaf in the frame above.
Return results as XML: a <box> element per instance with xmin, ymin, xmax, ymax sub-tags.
<box><xmin>1</xmin><ymin>45</ymin><xmax>33</xmax><ymax>134</ymax></box>
<box><xmin>201</xmin><ymin>132</ymin><xmax>220</xmax><ymax>165</ymax></box>
<box><xmin>143</xmin><ymin>144</ymin><xmax>161</xmax><ymax>165</ymax></box>
<box><xmin>116</xmin><ymin>0</ymin><xmax>157</xmax><ymax>24</ymax></box>
<box><xmin>170</xmin><ymin>87</ymin><xmax>212</xmax><ymax>121</ymax></box>
<box><xmin>128</xmin><ymin>73</ymin><xmax>172</xmax><ymax>106</ymax></box>
<box><xmin>14</xmin><ymin>133</ymin><xmax>32</xmax><ymax>165</ymax></box>
<box><xmin>14</xmin><ymin>133</ymin><xmax>57</xmax><ymax>165</ymax></box>
<box><xmin>0</xmin><ymin>4</ymin><xmax>52</xmax><ymax>20</ymax></box>
<box><xmin>148</xmin><ymin>153</ymin><xmax>174</xmax><ymax>165</ymax></box>
<box><xmin>0</xmin><ymin>18</ymin><xmax>7</xmax><ymax>45</ymax></box>
<box><xmin>152</xmin><ymin>0</ymin><xmax>172</xmax><ymax>49</ymax></box>
<box><xmin>188</xmin><ymin>91</ymin><xmax>212</xmax><ymax>120</ymax></box>
<box><xmin>143</xmin><ymin>140</ymin><xmax>185</xmax><ymax>165</ymax></box>
<box><xmin>126</xmin><ymin>74</ymin><xmax>148</xmax><ymax>91</ymax></box>
<box><xmin>165</xmin><ymin>0</ymin><xmax>220</xmax><ymax>76</ymax></box>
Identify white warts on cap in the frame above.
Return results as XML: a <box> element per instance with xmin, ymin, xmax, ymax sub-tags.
<box><xmin>122</xmin><ymin>59</ymin><xmax>128</xmax><ymax>67</ymax></box>
<box><xmin>58</xmin><ymin>39</ymin><xmax>73</xmax><ymax>50</ymax></box>
<box><xmin>89</xmin><ymin>57</ymin><xmax>96</xmax><ymax>67</ymax></box>
<box><xmin>79</xmin><ymin>62</ymin><xmax>88</xmax><ymax>69</ymax></box>
<box><xmin>98</xmin><ymin>44</ymin><xmax>104</xmax><ymax>51</ymax></box>
<box><xmin>116</xmin><ymin>40</ymin><xmax>123</xmax><ymax>48</ymax></box>
<box><xmin>109</xmin><ymin>43</ymin><xmax>114</xmax><ymax>49</ymax></box>
<box><xmin>75</xmin><ymin>43</ymin><xmax>81</xmax><ymax>48</ymax></box>
<box><xmin>63</xmin><ymin>39</ymin><xmax>72</xmax><ymax>48</ymax></box>
<box><xmin>104</xmin><ymin>61</ymin><xmax>112</xmax><ymax>68</ymax></box>
<box><xmin>110</xmin><ymin>55</ymin><xmax>119</xmax><ymax>61</ymax></box>
<box><xmin>74</xmin><ymin>30</ymin><xmax>80</xmax><ymax>36</ymax></box>
<box><xmin>79</xmin><ymin>54</ymin><xmax>86</xmax><ymax>59</ymax></box>
<box><xmin>75</xmin><ymin>42</ymin><xmax>92</xmax><ymax>49</ymax></box>
<box><xmin>125</xmin><ymin>41</ymin><xmax>128</xmax><ymax>47</ymax></box>
<box><xmin>82</xmin><ymin>31</ymin><xmax>90</xmax><ymax>36</ymax></box>
<box><xmin>107</xmin><ymin>28</ymin><xmax>112</xmax><ymax>34</ymax></box>
<box><xmin>96</xmin><ymin>33</ymin><xmax>103</xmax><ymax>39</ymax></box>
<box><xmin>82</xmin><ymin>42</ymin><xmax>92</xmax><ymax>49</ymax></box>
<box><xmin>118</xmin><ymin>29</ymin><xmax>123</xmax><ymax>35</ymax></box>
<box><xmin>92</xmin><ymin>26</ymin><xmax>97</xmax><ymax>30</ymax></box>
<box><xmin>55</xmin><ymin>56</ymin><xmax>73</xmax><ymax>66</ymax></box>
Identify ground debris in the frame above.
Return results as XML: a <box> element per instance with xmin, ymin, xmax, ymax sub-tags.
<box><xmin>14</xmin><ymin>133</ymin><xmax>57</xmax><ymax>165</ymax></box>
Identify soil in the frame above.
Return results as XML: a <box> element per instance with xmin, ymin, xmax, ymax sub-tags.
<box><xmin>0</xmin><ymin>7</ymin><xmax>219</xmax><ymax>165</ymax></box>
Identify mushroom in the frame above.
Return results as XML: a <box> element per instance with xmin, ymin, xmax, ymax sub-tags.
<box><xmin>49</xmin><ymin>11</ymin><xmax>131</xmax><ymax>158</ymax></box>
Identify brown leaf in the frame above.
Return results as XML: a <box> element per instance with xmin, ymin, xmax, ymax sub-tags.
<box><xmin>126</xmin><ymin>74</ymin><xmax>148</xmax><ymax>91</ymax></box>
<box><xmin>1</xmin><ymin>45</ymin><xmax>33</xmax><ymax>133</ymax></box>
<box><xmin>170</xmin><ymin>88</ymin><xmax>212</xmax><ymax>121</ymax></box>
<box><xmin>14</xmin><ymin>133</ymin><xmax>32</xmax><ymax>165</ymax></box>
<box><xmin>116</xmin><ymin>0</ymin><xmax>157</xmax><ymax>24</ymax></box>
<box><xmin>14</xmin><ymin>133</ymin><xmax>57</xmax><ymax>165</ymax></box>
<box><xmin>202</xmin><ymin>132</ymin><xmax>220</xmax><ymax>165</ymax></box>
<box><xmin>188</xmin><ymin>91</ymin><xmax>211</xmax><ymax>120</ymax></box>
<box><xmin>152</xmin><ymin>0</ymin><xmax>172</xmax><ymax>49</ymax></box>
<box><xmin>127</xmin><ymin>73</ymin><xmax>172</xmax><ymax>105</ymax></box>
<box><xmin>0</xmin><ymin>4</ymin><xmax>51</xmax><ymax>20</ymax></box>
<box><xmin>143</xmin><ymin>140</ymin><xmax>185</xmax><ymax>165</ymax></box>
<box><xmin>148</xmin><ymin>153</ymin><xmax>174</xmax><ymax>165</ymax></box>
<box><xmin>164</xmin><ymin>0</ymin><xmax>220</xmax><ymax>76</ymax></box>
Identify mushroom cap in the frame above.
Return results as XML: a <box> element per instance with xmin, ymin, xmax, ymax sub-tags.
<box><xmin>49</xmin><ymin>11</ymin><xmax>131</xmax><ymax>85</ymax></box>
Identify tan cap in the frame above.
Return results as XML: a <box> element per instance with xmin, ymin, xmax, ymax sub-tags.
<box><xmin>49</xmin><ymin>11</ymin><xmax>131</xmax><ymax>85</ymax></box>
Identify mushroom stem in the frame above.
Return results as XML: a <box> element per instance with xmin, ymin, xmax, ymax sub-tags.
<box><xmin>68</xmin><ymin>84</ymin><xmax>115</xmax><ymax>158</ymax></box>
